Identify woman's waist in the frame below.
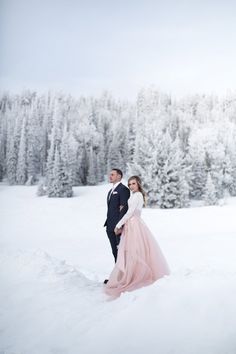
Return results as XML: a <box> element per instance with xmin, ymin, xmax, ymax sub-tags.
<box><xmin>128</xmin><ymin>211</ymin><xmax>142</xmax><ymax>220</ymax></box>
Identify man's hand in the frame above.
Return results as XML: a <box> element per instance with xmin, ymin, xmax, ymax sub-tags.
<box><xmin>114</xmin><ymin>227</ymin><xmax>122</xmax><ymax>235</ymax></box>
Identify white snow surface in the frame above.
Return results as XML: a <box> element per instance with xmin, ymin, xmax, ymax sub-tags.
<box><xmin>1</xmin><ymin>182</ymin><xmax>236</xmax><ymax>354</ymax></box>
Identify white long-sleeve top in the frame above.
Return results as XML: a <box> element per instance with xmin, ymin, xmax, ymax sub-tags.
<box><xmin>116</xmin><ymin>191</ymin><xmax>144</xmax><ymax>229</ymax></box>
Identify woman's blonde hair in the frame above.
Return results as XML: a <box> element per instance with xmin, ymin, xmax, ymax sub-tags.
<box><xmin>128</xmin><ymin>176</ymin><xmax>146</xmax><ymax>206</ymax></box>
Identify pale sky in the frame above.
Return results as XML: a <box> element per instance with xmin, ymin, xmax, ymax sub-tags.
<box><xmin>1</xmin><ymin>0</ymin><xmax>236</xmax><ymax>100</ymax></box>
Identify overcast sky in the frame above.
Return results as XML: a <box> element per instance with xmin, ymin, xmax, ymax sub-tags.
<box><xmin>1</xmin><ymin>0</ymin><xmax>236</xmax><ymax>100</ymax></box>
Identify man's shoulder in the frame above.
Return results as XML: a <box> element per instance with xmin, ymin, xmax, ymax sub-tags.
<box><xmin>118</xmin><ymin>183</ymin><xmax>130</xmax><ymax>192</ymax></box>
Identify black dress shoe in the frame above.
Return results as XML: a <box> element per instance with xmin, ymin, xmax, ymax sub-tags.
<box><xmin>103</xmin><ymin>279</ymin><xmax>109</xmax><ymax>284</ymax></box>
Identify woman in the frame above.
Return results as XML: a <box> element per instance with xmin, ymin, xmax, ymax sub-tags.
<box><xmin>104</xmin><ymin>176</ymin><xmax>170</xmax><ymax>298</ymax></box>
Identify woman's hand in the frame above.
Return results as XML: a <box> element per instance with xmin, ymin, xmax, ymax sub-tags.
<box><xmin>114</xmin><ymin>227</ymin><xmax>122</xmax><ymax>235</ymax></box>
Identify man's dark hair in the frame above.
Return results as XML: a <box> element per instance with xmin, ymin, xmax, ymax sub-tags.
<box><xmin>112</xmin><ymin>168</ymin><xmax>123</xmax><ymax>178</ymax></box>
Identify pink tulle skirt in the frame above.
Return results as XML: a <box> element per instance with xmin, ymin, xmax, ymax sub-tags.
<box><xmin>104</xmin><ymin>213</ymin><xmax>170</xmax><ymax>297</ymax></box>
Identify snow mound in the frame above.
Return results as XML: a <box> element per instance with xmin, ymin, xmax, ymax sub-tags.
<box><xmin>0</xmin><ymin>248</ymin><xmax>107</xmax><ymax>354</ymax></box>
<box><xmin>0</xmin><ymin>248</ymin><xmax>94</xmax><ymax>286</ymax></box>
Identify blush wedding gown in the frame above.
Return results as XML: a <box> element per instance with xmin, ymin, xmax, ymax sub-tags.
<box><xmin>104</xmin><ymin>191</ymin><xmax>170</xmax><ymax>297</ymax></box>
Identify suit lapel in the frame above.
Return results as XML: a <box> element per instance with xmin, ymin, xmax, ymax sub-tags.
<box><xmin>107</xmin><ymin>189</ymin><xmax>112</xmax><ymax>205</ymax></box>
<box><xmin>107</xmin><ymin>183</ymin><xmax>121</xmax><ymax>205</ymax></box>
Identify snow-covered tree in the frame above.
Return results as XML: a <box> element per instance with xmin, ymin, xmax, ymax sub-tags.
<box><xmin>37</xmin><ymin>179</ymin><xmax>47</xmax><ymax>196</ymax></box>
<box><xmin>87</xmin><ymin>146</ymin><xmax>97</xmax><ymax>185</ymax></box>
<box><xmin>6</xmin><ymin>104</ymin><xmax>22</xmax><ymax>184</ymax></box>
<box><xmin>48</xmin><ymin>145</ymin><xmax>73</xmax><ymax>198</ymax></box>
<box><xmin>16</xmin><ymin>114</ymin><xmax>28</xmax><ymax>184</ymax></box>
<box><xmin>203</xmin><ymin>172</ymin><xmax>218</xmax><ymax>206</ymax></box>
<box><xmin>26</xmin><ymin>99</ymin><xmax>41</xmax><ymax>184</ymax></box>
<box><xmin>0</xmin><ymin>117</ymin><xmax>5</xmax><ymax>181</ymax></box>
<box><xmin>148</xmin><ymin>133</ymin><xmax>189</xmax><ymax>208</ymax></box>
<box><xmin>60</xmin><ymin>126</ymin><xmax>73</xmax><ymax>196</ymax></box>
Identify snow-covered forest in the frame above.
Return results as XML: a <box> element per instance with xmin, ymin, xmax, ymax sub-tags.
<box><xmin>0</xmin><ymin>88</ymin><xmax>236</xmax><ymax>207</ymax></box>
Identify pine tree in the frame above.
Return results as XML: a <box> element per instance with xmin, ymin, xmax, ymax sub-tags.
<box><xmin>221</xmin><ymin>155</ymin><xmax>233</xmax><ymax>197</ymax></box>
<box><xmin>16</xmin><ymin>114</ymin><xmax>28</xmax><ymax>184</ymax></box>
<box><xmin>46</xmin><ymin>100</ymin><xmax>62</xmax><ymax>193</ymax></box>
<box><xmin>45</xmin><ymin>134</ymin><xmax>55</xmax><ymax>195</ymax></box>
<box><xmin>37</xmin><ymin>179</ymin><xmax>47</xmax><ymax>196</ymax></box>
<box><xmin>48</xmin><ymin>146</ymin><xmax>63</xmax><ymax>197</ymax></box>
<box><xmin>188</xmin><ymin>133</ymin><xmax>208</xmax><ymax>199</ymax></box>
<box><xmin>203</xmin><ymin>172</ymin><xmax>218</xmax><ymax>205</ymax></box>
<box><xmin>66</xmin><ymin>133</ymin><xmax>78</xmax><ymax>186</ymax></box>
<box><xmin>6</xmin><ymin>104</ymin><xmax>22</xmax><ymax>184</ymax></box>
<box><xmin>228</xmin><ymin>146</ymin><xmax>236</xmax><ymax>196</ymax></box>
<box><xmin>7</xmin><ymin>138</ymin><xmax>18</xmax><ymax>184</ymax></box>
<box><xmin>87</xmin><ymin>146</ymin><xmax>97</xmax><ymax>185</ymax></box>
<box><xmin>142</xmin><ymin>133</ymin><xmax>190</xmax><ymax>208</ymax></box>
<box><xmin>107</xmin><ymin>134</ymin><xmax>123</xmax><ymax>173</ymax></box>
<box><xmin>47</xmin><ymin>129</ymin><xmax>73</xmax><ymax>198</ymax></box>
<box><xmin>0</xmin><ymin>119</ymin><xmax>5</xmax><ymax>181</ymax></box>
<box><xmin>26</xmin><ymin>99</ymin><xmax>41</xmax><ymax>184</ymax></box>
<box><xmin>178</xmin><ymin>168</ymin><xmax>190</xmax><ymax>208</ymax></box>
<box><xmin>60</xmin><ymin>126</ymin><xmax>73</xmax><ymax>196</ymax></box>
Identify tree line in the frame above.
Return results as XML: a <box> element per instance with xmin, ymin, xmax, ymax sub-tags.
<box><xmin>0</xmin><ymin>88</ymin><xmax>236</xmax><ymax>207</ymax></box>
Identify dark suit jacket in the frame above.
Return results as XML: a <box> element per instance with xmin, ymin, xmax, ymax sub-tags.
<box><xmin>104</xmin><ymin>183</ymin><xmax>130</xmax><ymax>232</ymax></box>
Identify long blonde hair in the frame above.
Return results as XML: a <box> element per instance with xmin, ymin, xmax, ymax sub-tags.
<box><xmin>128</xmin><ymin>176</ymin><xmax>146</xmax><ymax>206</ymax></box>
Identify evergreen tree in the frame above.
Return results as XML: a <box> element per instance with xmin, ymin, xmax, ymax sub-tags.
<box><xmin>87</xmin><ymin>146</ymin><xmax>97</xmax><ymax>185</ymax></box>
<box><xmin>6</xmin><ymin>105</ymin><xmax>22</xmax><ymax>184</ymax></box>
<box><xmin>16</xmin><ymin>114</ymin><xmax>28</xmax><ymax>184</ymax></box>
<box><xmin>48</xmin><ymin>146</ymin><xmax>63</xmax><ymax>197</ymax></box>
<box><xmin>143</xmin><ymin>132</ymin><xmax>190</xmax><ymax>208</ymax></box>
<box><xmin>188</xmin><ymin>132</ymin><xmax>207</xmax><ymax>199</ymax></box>
<box><xmin>47</xmin><ymin>146</ymin><xmax>73</xmax><ymax>197</ymax></box>
<box><xmin>37</xmin><ymin>179</ymin><xmax>47</xmax><ymax>196</ymax></box>
<box><xmin>203</xmin><ymin>172</ymin><xmax>218</xmax><ymax>205</ymax></box>
<box><xmin>0</xmin><ymin>120</ymin><xmax>5</xmax><ymax>181</ymax></box>
<box><xmin>6</xmin><ymin>137</ymin><xmax>18</xmax><ymax>184</ymax></box>
<box><xmin>178</xmin><ymin>168</ymin><xmax>190</xmax><ymax>208</ymax></box>
<box><xmin>46</xmin><ymin>135</ymin><xmax>55</xmax><ymax>195</ymax></box>
<box><xmin>60</xmin><ymin>126</ymin><xmax>73</xmax><ymax>196</ymax></box>
<box><xmin>107</xmin><ymin>129</ymin><xmax>124</xmax><ymax>173</ymax></box>
<box><xmin>26</xmin><ymin>99</ymin><xmax>41</xmax><ymax>184</ymax></box>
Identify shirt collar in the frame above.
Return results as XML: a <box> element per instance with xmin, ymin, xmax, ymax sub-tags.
<box><xmin>112</xmin><ymin>181</ymin><xmax>121</xmax><ymax>191</ymax></box>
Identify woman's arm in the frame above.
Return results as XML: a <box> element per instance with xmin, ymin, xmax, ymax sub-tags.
<box><xmin>115</xmin><ymin>193</ymin><xmax>141</xmax><ymax>230</ymax></box>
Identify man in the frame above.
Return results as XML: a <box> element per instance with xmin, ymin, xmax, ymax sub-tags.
<box><xmin>104</xmin><ymin>169</ymin><xmax>130</xmax><ymax>264</ymax></box>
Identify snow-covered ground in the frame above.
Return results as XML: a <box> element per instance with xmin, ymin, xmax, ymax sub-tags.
<box><xmin>1</xmin><ymin>182</ymin><xmax>236</xmax><ymax>354</ymax></box>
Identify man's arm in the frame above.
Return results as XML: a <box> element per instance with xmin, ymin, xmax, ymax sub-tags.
<box><xmin>119</xmin><ymin>187</ymin><xmax>130</xmax><ymax>219</ymax></box>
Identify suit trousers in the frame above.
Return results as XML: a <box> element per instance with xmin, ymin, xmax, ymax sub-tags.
<box><xmin>106</xmin><ymin>228</ymin><xmax>121</xmax><ymax>262</ymax></box>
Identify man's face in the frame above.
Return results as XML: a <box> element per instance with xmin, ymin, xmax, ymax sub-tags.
<box><xmin>109</xmin><ymin>170</ymin><xmax>121</xmax><ymax>184</ymax></box>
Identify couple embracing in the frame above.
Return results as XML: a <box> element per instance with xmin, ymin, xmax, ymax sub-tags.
<box><xmin>104</xmin><ymin>169</ymin><xmax>170</xmax><ymax>298</ymax></box>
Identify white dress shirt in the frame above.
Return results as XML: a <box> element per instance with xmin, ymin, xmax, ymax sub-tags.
<box><xmin>109</xmin><ymin>181</ymin><xmax>121</xmax><ymax>199</ymax></box>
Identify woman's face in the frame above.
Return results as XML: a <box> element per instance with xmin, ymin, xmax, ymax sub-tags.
<box><xmin>128</xmin><ymin>179</ymin><xmax>139</xmax><ymax>192</ymax></box>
